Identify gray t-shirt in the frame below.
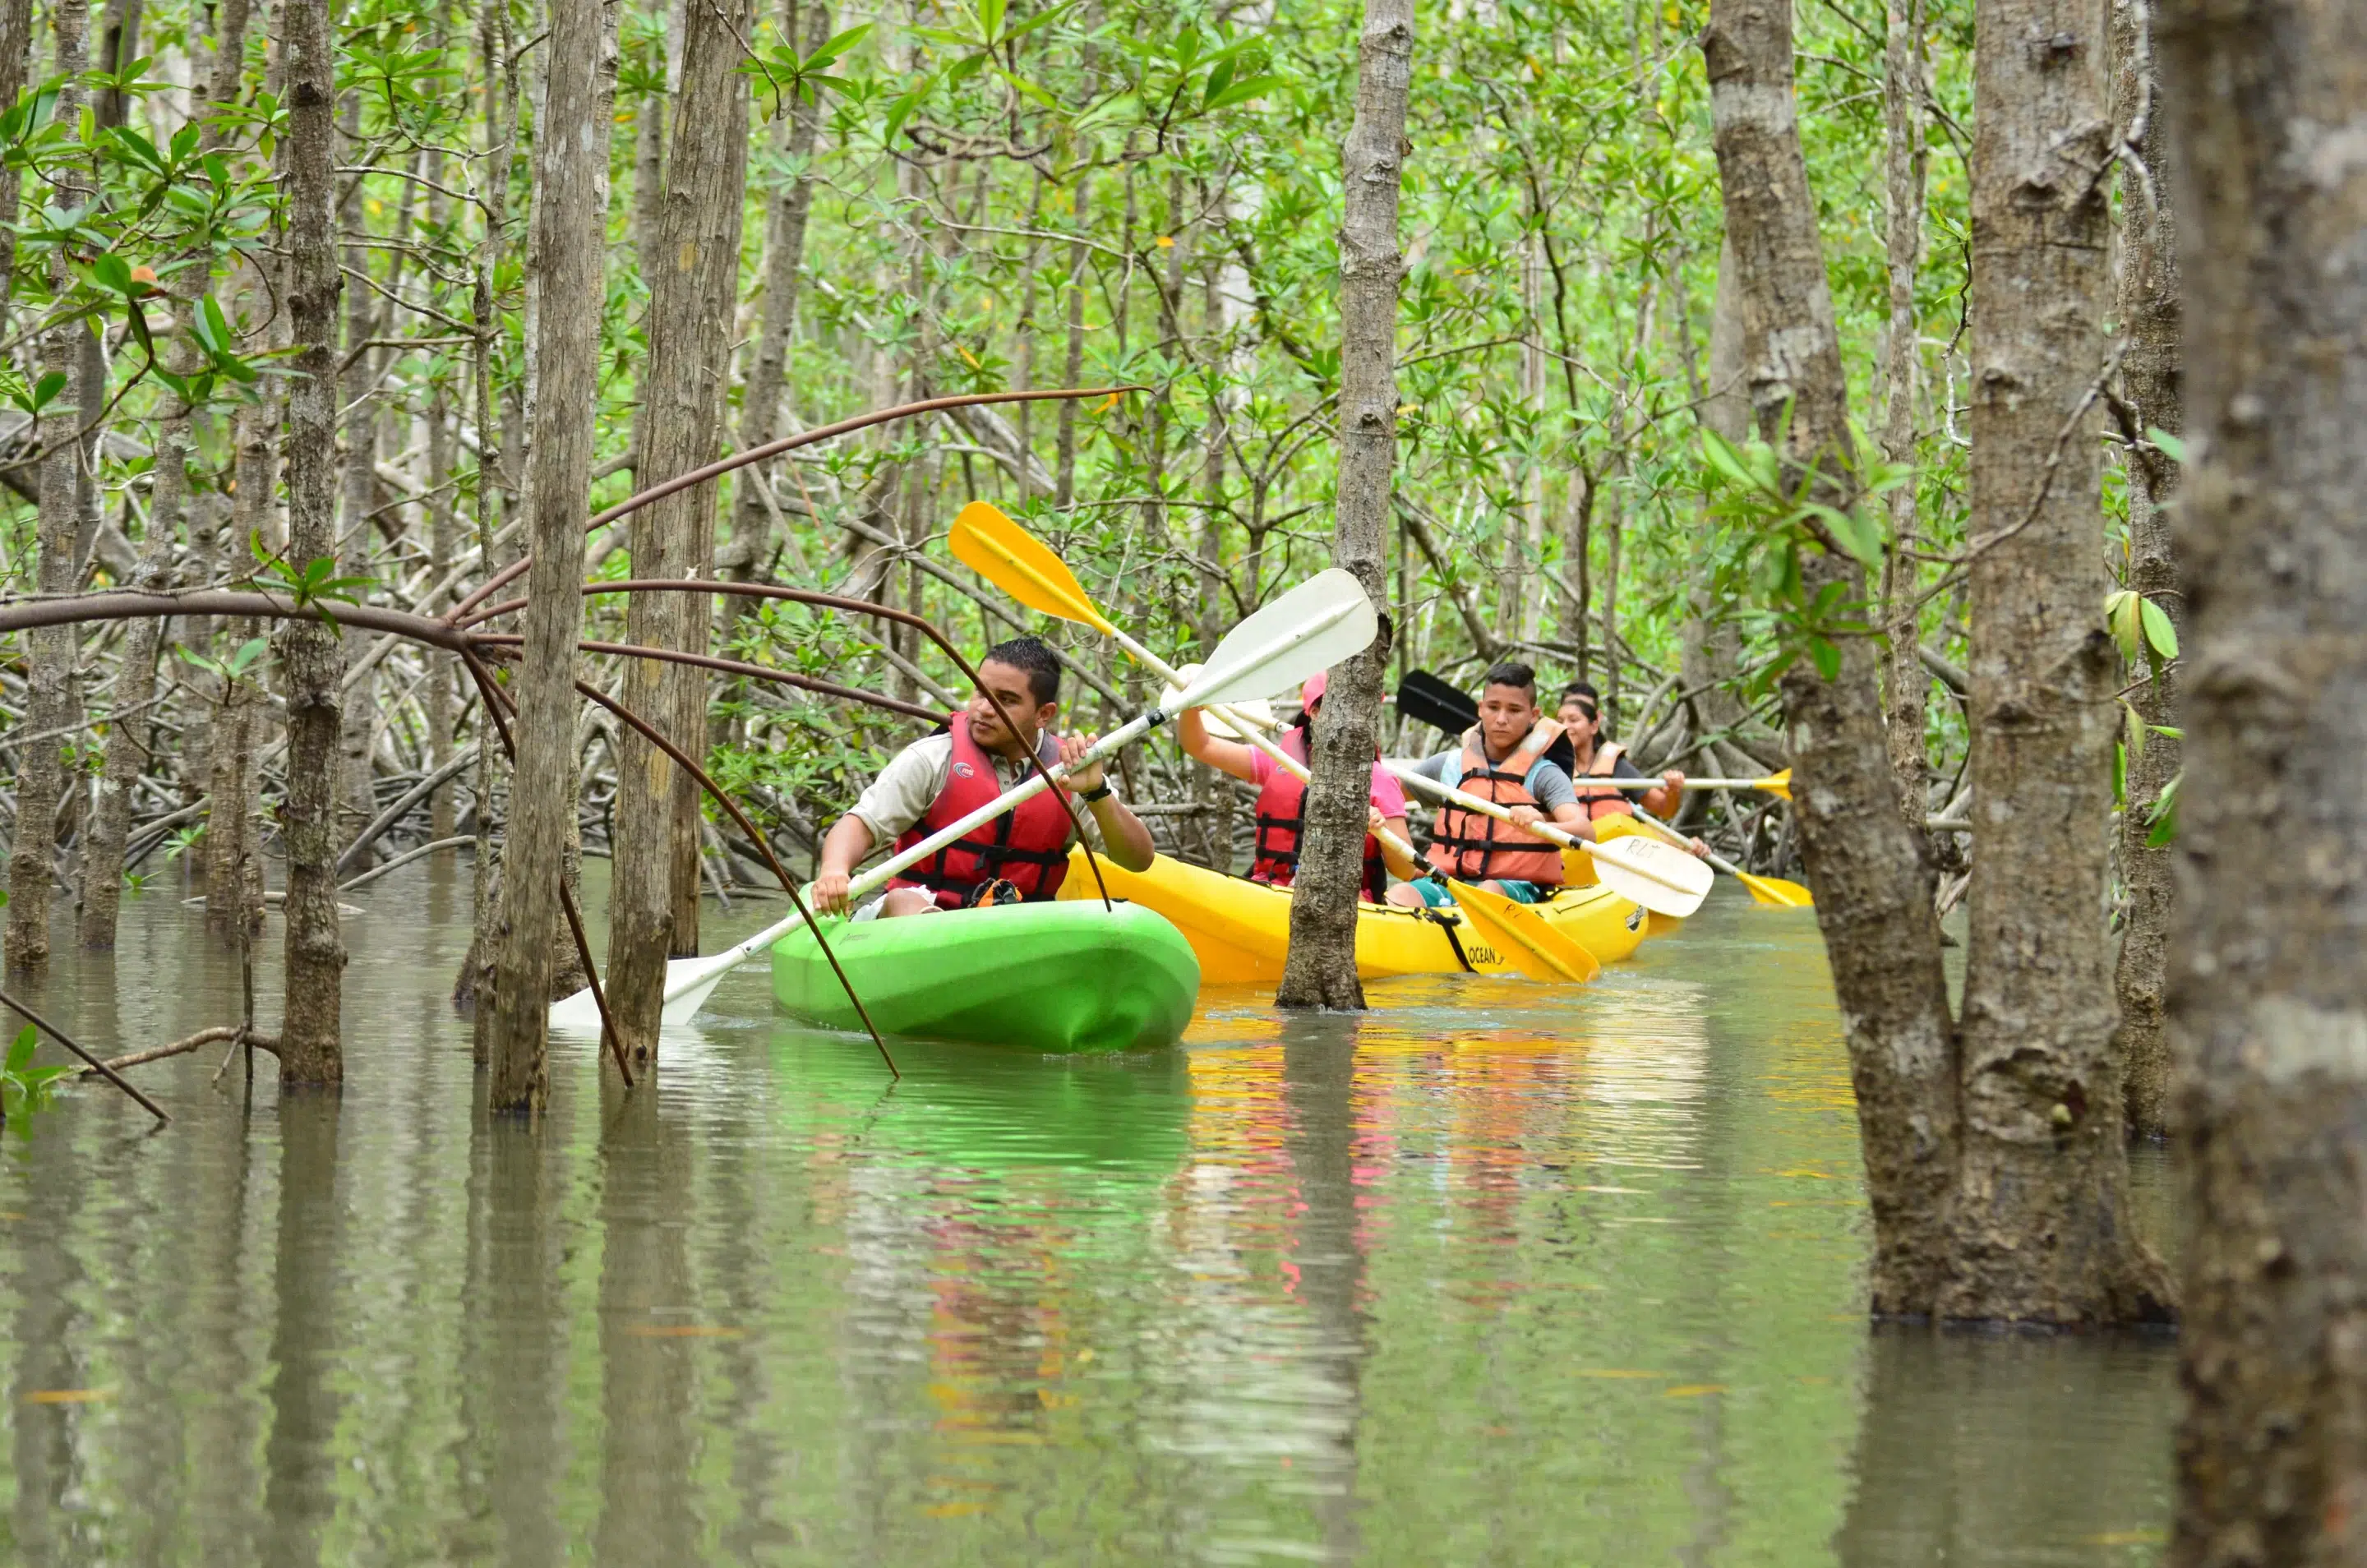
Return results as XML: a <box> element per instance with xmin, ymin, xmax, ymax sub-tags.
<box><xmin>1409</xmin><ymin>747</ymin><xmax>1579</xmax><ymax>810</ymax></box>
<box><xmin>1585</xmin><ymin>751</ymin><xmax>1650</xmax><ymax>787</ymax></box>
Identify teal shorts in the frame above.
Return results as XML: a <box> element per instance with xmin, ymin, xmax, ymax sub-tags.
<box><xmin>1412</xmin><ymin>875</ymin><xmax>1548</xmax><ymax>907</ymax></box>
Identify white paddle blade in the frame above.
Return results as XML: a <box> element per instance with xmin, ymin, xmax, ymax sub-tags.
<box><xmin>659</xmin><ymin>966</ymin><xmax>732</xmax><ymax>1026</ymax></box>
<box><xmin>1586</xmin><ymin>836</ymin><xmax>1714</xmax><ymax>920</ymax></box>
<box><xmin>1178</xmin><ymin>569</ymin><xmax>1378</xmax><ymax>713</ymax></box>
<box><xmin>548</xmin><ymin>984</ymin><xmax>605</xmax><ymax>1033</ymax></box>
<box><xmin>546</xmin><ymin>952</ymin><xmax>746</xmax><ymax>1032</ymax></box>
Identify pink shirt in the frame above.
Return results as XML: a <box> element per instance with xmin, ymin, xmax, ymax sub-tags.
<box><xmin>1249</xmin><ymin>746</ymin><xmax>1408</xmax><ymax>817</ymax></box>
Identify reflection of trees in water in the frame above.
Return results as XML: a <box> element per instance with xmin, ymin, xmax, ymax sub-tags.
<box><xmin>1149</xmin><ymin>1019</ymin><xmax>1376</xmax><ymax>1566</ymax></box>
<box><xmin>184</xmin><ymin>1054</ymin><xmax>269</xmax><ymax>1562</ymax></box>
<box><xmin>699</xmin><ymin>1072</ymin><xmax>797</xmax><ymax>1561</ymax></box>
<box><xmin>8</xmin><ymin>1010</ymin><xmax>97</xmax><ymax>1564</ymax></box>
<box><xmin>816</xmin><ymin>1045</ymin><xmax>1194</xmax><ymax>1547</ymax></box>
<box><xmin>1279</xmin><ymin>1018</ymin><xmax>1372</xmax><ymax>1567</ymax></box>
<box><xmin>594</xmin><ymin>1078</ymin><xmax>699</xmax><ymax>1562</ymax></box>
<box><xmin>456</xmin><ymin>1092</ymin><xmax>570</xmax><ymax>1562</ymax></box>
<box><xmin>261</xmin><ymin>1095</ymin><xmax>342</xmax><ymax>1568</ymax></box>
<box><xmin>1834</xmin><ymin>1326</ymin><xmax>2176</xmax><ymax>1565</ymax></box>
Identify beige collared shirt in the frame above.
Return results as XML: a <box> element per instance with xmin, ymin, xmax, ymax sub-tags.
<box><xmin>848</xmin><ymin>729</ymin><xmax>1106</xmax><ymax>851</ymax></box>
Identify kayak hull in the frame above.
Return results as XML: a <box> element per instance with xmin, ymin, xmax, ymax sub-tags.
<box><xmin>1056</xmin><ymin>849</ymin><xmax>1655</xmax><ymax>985</ymax></box>
<box><xmin>770</xmin><ymin>899</ymin><xmax>1201</xmax><ymax>1053</ymax></box>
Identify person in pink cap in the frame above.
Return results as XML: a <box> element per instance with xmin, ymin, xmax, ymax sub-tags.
<box><xmin>1176</xmin><ymin>667</ymin><xmax>1417</xmax><ymax>901</ymax></box>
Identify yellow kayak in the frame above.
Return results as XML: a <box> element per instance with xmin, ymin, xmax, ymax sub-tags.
<box><xmin>1054</xmin><ymin>846</ymin><xmax>1658</xmax><ymax>984</ymax></box>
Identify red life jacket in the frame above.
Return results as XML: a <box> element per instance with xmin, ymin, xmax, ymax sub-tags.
<box><xmin>887</xmin><ymin>724</ymin><xmax>1073</xmax><ymax>909</ymax></box>
<box><xmin>1570</xmin><ymin>740</ymin><xmax>1638</xmax><ymax>822</ymax></box>
<box><xmin>1422</xmin><ymin>740</ymin><xmax>1566</xmax><ymax>885</ymax></box>
<box><xmin>1249</xmin><ymin>726</ymin><xmax>1388</xmax><ymax>902</ymax></box>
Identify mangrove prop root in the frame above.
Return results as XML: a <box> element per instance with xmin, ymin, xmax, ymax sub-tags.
<box><xmin>445</xmin><ymin>386</ymin><xmax>1142</xmax><ymax>624</ymax></box>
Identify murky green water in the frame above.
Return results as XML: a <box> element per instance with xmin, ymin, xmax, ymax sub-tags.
<box><xmin>0</xmin><ymin>865</ymin><xmax>2175</xmax><ymax>1564</ymax></box>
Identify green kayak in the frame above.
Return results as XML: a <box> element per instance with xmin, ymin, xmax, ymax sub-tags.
<box><xmin>769</xmin><ymin>900</ymin><xmax>1202</xmax><ymax>1053</ymax></box>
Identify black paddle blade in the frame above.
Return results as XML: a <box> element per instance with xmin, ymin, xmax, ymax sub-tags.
<box><xmin>1397</xmin><ymin>669</ymin><xmax>1478</xmax><ymax>734</ymax></box>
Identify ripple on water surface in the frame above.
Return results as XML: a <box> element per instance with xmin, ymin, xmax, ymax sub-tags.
<box><xmin>0</xmin><ymin>865</ymin><xmax>2173</xmax><ymax>1565</ymax></box>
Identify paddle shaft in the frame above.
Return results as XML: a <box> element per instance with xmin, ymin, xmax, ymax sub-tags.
<box><xmin>1549</xmin><ymin>776</ymin><xmax>1786</xmax><ymax>792</ymax></box>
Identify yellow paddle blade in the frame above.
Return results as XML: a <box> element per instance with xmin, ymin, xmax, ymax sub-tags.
<box><xmin>1738</xmin><ymin>871</ymin><xmax>1814</xmax><ymax>908</ymax></box>
<box><xmin>1757</xmin><ymin>769</ymin><xmax>1792</xmax><ymax>801</ymax></box>
<box><xmin>1445</xmin><ymin>880</ymin><xmax>1600</xmax><ymax>984</ymax></box>
<box><xmin>949</xmin><ymin>500</ymin><xmax>1117</xmax><ymax>635</ymax></box>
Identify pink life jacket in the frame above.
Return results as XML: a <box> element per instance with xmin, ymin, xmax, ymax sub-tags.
<box><xmin>1249</xmin><ymin>726</ymin><xmax>1388</xmax><ymax>903</ymax></box>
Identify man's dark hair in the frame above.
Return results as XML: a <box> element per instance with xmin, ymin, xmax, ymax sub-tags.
<box><xmin>980</xmin><ymin>635</ymin><xmax>1062</xmax><ymax>706</ymax></box>
<box><xmin>1480</xmin><ymin>660</ymin><xmax>1538</xmax><ymax>697</ymax></box>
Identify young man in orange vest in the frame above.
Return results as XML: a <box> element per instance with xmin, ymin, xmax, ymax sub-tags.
<box><xmin>810</xmin><ymin>636</ymin><xmax>1156</xmax><ymax>920</ymax></box>
<box><xmin>1387</xmin><ymin>661</ymin><xmax>1594</xmax><ymax>908</ymax></box>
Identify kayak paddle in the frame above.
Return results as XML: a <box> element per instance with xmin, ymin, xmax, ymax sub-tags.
<box><xmin>956</xmin><ymin>497</ymin><xmax>1367</xmax><ymax>819</ymax></box>
<box><xmin>547</xmin><ymin>565</ymin><xmax>1380</xmax><ymax>1031</ymax></box>
<box><xmin>1384</xmin><ymin>762</ymin><xmax>1714</xmax><ymax>919</ymax></box>
<box><xmin>952</xmin><ymin>502</ymin><xmax>1603</xmax><ymax>982</ymax></box>
<box><xmin>1396</xmin><ymin>667</ymin><xmax>1479</xmax><ymax>734</ymax></box>
<box><xmin>1444</xmin><ymin>879</ymin><xmax>1599</xmax><ymax>982</ymax></box>
<box><xmin>1614</xmin><ymin>809</ymin><xmax>1813</xmax><ymax>908</ymax></box>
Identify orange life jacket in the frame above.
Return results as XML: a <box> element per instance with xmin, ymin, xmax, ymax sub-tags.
<box><xmin>1249</xmin><ymin>726</ymin><xmax>1388</xmax><ymax>902</ymax></box>
<box><xmin>1421</xmin><ymin>740</ymin><xmax>1566</xmax><ymax>885</ymax></box>
<box><xmin>888</xmin><ymin>725</ymin><xmax>1073</xmax><ymax>909</ymax></box>
<box><xmin>1569</xmin><ymin>740</ymin><xmax>1638</xmax><ymax>821</ymax></box>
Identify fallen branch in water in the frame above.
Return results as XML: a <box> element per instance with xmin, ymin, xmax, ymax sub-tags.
<box><xmin>339</xmin><ymin>836</ymin><xmax>473</xmax><ymax>892</ymax></box>
<box><xmin>81</xmin><ymin>1025</ymin><xmax>242</xmax><ymax>1076</ymax></box>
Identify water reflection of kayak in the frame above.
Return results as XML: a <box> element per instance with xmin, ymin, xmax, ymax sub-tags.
<box><xmin>770</xmin><ymin>899</ymin><xmax>1201</xmax><ymax>1053</ymax></box>
<box><xmin>1055</xmin><ymin>847</ymin><xmax>1659</xmax><ymax>985</ymax></box>
<box><xmin>766</xmin><ymin>1026</ymin><xmax>1194</xmax><ymax>1170</ymax></box>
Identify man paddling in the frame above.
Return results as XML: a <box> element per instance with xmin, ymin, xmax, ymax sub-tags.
<box><xmin>811</xmin><ymin>636</ymin><xmax>1156</xmax><ymax>919</ymax></box>
<box><xmin>1387</xmin><ymin>661</ymin><xmax>1595</xmax><ymax>909</ymax></box>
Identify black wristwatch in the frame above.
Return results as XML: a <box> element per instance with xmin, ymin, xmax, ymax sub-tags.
<box><xmin>1079</xmin><ymin>782</ymin><xmax>1114</xmax><ymax>803</ymax></box>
